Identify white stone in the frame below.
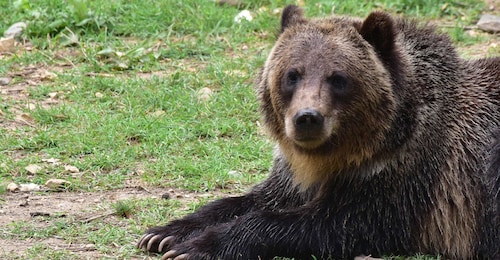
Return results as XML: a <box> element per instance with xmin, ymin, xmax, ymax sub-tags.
<box><xmin>234</xmin><ymin>10</ymin><xmax>253</xmax><ymax>23</ymax></box>
<box><xmin>477</xmin><ymin>14</ymin><xmax>500</xmax><ymax>33</ymax></box>
<box><xmin>4</xmin><ymin>22</ymin><xmax>27</xmax><ymax>38</ymax></box>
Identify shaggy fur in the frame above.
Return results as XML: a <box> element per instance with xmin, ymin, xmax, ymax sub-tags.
<box><xmin>138</xmin><ymin>6</ymin><xmax>500</xmax><ymax>259</ymax></box>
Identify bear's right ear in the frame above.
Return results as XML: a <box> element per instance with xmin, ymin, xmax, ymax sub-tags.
<box><xmin>280</xmin><ymin>5</ymin><xmax>307</xmax><ymax>34</ymax></box>
<box><xmin>358</xmin><ymin>11</ymin><xmax>396</xmax><ymax>57</ymax></box>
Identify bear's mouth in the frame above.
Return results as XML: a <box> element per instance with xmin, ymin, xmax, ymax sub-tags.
<box><xmin>291</xmin><ymin>136</ymin><xmax>337</xmax><ymax>154</ymax></box>
<box><xmin>293</xmin><ymin>137</ymin><xmax>326</xmax><ymax>149</ymax></box>
<box><xmin>291</xmin><ymin>129</ymin><xmax>333</xmax><ymax>150</ymax></box>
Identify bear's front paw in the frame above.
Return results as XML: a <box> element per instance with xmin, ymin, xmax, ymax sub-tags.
<box><xmin>138</xmin><ymin>226</ymin><xmax>179</xmax><ymax>253</ymax></box>
<box><xmin>160</xmin><ymin>228</ymin><xmax>224</xmax><ymax>260</ymax></box>
<box><xmin>160</xmin><ymin>241</ymin><xmax>213</xmax><ymax>260</ymax></box>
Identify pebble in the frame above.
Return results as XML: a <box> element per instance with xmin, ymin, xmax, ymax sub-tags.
<box><xmin>477</xmin><ymin>14</ymin><xmax>500</xmax><ymax>33</ymax></box>
<box><xmin>4</xmin><ymin>22</ymin><xmax>27</xmax><ymax>39</ymax></box>
<box><xmin>228</xmin><ymin>170</ymin><xmax>243</xmax><ymax>177</ymax></box>
<box><xmin>25</xmin><ymin>164</ymin><xmax>42</xmax><ymax>174</ymax></box>
<box><xmin>7</xmin><ymin>182</ymin><xmax>19</xmax><ymax>192</ymax></box>
<box><xmin>0</xmin><ymin>77</ymin><xmax>11</xmax><ymax>86</ymax></box>
<box><xmin>0</xmin><ymin>37</ymin><xmax>15</xmax><ymax>52</ymax></box>
<box><xmin>197</xmin><ymin>87</ymin><xmax>213</xmax><ymax>102</ymax></box>
<box><xmin>19</xmin><ymin>183</ymin><xmax>41</xmax><ymax>192</ymax></box>
<box><xmin>45</xmin><ymin>178</ymin><xmax>72</xmax><ymax>190</ymax></box>
<box><xmin>161</xmin><ymin>192</ymin><xmax>171</xmax><ymax>200</ymax></box>
<box><xmin>234</xmin><ymin>10</ymin><xmax>253</xmax><ymax>23</ymax></box>
<box><xmin>64</xmin><ymin>165</ymin><xmax>80</xmax><ymax>173</ymax></box>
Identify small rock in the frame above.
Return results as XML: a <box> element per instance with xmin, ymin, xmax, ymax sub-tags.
<box><xmin>83</xmin><ymin>244</ymin><xmax>96</xmax><ymax>250</ymax></box>
<box><xmin>41</xmin><ymin>70</ymin><xmax>57</xmax><ymax>80</ymax></box>
<box><xmin>234</xmin><ymin>10</ymin><xmax>253</xmax><ymax>23</ymax></box>
<box><xmin>228</xmin><ymin>170</ymin><xmax>243</xmax><ymax>177</ymax></box>
<box><xmin>26</xmin><ymin>103</ymin><xmax>36</xmax><ymax>110</ymax></box>
<box><xmin>25</xmin><ymin>164</ymin><xmax>42</xmax><ymax>174</ymax></box>
<box><xmin>477</xmin><ymin>14</ymin><xmax>500</xmax><ymax>33</ymax></box>
<box><xmin>0</xmin><ymin>37</ymin><xmax>15</xmax><ymax>52</ymax></box>
<box><xmin>3</xmin><ymin>22</ymin><xmax>27</xmax><ymax>39</ymax></box>
<box><xmin>19</xmin><ymin>183</ymin><xmax>41</xmax><ymax>192</ymax></box>
<box><xmin>45</xmin><ymin>178</ymin><xmax>72</xmax><ymax>190</ymax></box>
<box><xmin>64</xmin><ymin>165</ymin><xmax>79</xmax><ymax>173</ymax></box>
<box><xmin>161</xmin><ymin>193</ymin><xmax>171</xmax><ymax>200</ymax></box>
<box><xmin>42</xmin><ymin>158</ymin><xmax>60</xmax><ymax>164</ymax></box>
<box><xmin>95</xmin><ymin>92</ymin><xmax>104</xmax><ymax>98</ymax></box>
<box><xmin>0</xmin><ymin>77</ymin><xmax>11</xmax><ymax>86</ymax></box>
<box><xmin>197</xmin><ymin>87</ymin><xmax>213</xmax><ymax>102</ymax></box>
<box><xmin>7</xmin><ymin>182</ymin><xmax>19</xmax><ymax>192</ymax></box>
<box><xmin>19</xmin><ymin>196</ymin><xmax>29</xmax><ymax>206</ymax></box>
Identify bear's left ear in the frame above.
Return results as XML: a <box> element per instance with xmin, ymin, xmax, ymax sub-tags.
<box><xmin>358</xmin><ymin>11</ymin><xmax>396</xmax><ymax>57</ymax></box>
<box><xmin>280</xmin><ymin>5</ymin><xmax>307</xmax><ymax>34</ymax></box>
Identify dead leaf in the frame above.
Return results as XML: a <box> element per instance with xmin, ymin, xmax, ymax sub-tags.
<box><xmin>150</xmin><ymin>110</ymin><xmax>165</xmax><ymax>117</ymax></box>
<box><xmin>15</xmin><ymin>113</ymin><xmax>36</xmax><ymax>126</ymax></box>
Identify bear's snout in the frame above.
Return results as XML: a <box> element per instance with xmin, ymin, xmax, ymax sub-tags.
<box><xmin>293</xmin><ymin>109</ymin><xmax>324</xmax><ymax>140</ymax></box>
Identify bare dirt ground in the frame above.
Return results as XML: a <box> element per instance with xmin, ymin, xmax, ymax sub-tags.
<box><xmin>0</xmin><ymin>187</ymin><xmax>226</xmax><ymax>259</ymax></box>
<box><xmin>0</xmin><ymin>187</ymin><xmax>149</xmax><ymax>259</ymax></box>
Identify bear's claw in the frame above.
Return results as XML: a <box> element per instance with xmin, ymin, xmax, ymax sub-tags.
<box><xmin>137</xmin><ymin>233</ymin><xmax>154</xmax><ymax>249</ymax></box>
<box><xmin>162</xmin><ymin>250</ymin><xmax>188</xmax><ymax>260</ymax></box>
<box><xmin>138</xmin><ymin>233</ymin><xmax>175</xmax><ymax>253</ymax></box>
<box><xmin>158</xmin><ymin>236</ymin><xmax>174</xmax><ymax>252</ymax></box>
<box><xmin>146</xmin><ymin>234</ymin><xmax>162</xmax><ymax>251</ymax></box>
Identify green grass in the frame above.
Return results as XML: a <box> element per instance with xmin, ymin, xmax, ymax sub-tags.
<box><xmin>0</xmin><ymin>0</ymin><xmax>498</xmax><ymax>259</ymax></box>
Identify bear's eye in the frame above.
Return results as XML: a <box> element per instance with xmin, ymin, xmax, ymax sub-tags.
<box><xmin>327</xmin><ymin>72</ymin><xmax>351</xmax><ymax>96</ymax></box>
<box><xmin>282</xmin><ymin>69</ymin><xmax>301</xmax><ymax>94</ymax></box>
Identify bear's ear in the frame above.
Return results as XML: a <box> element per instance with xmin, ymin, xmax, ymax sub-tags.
<box><xmin>358</xmin><ymin>11</ymin><xmax>396</xmax><ymax>57</ymax></box>
<box><xmin>280</xmin><ymin>5</ymin><xmax>307</xmax><ymax>34</ymax></box>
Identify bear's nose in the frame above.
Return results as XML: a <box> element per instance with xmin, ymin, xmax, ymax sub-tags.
<box><xmin>293</xmin><ymin>109</ymin><xmax>324</xmax><ymax>133</ymax></box>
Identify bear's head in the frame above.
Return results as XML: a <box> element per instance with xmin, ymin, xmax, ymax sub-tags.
<box><xmin>257</xmin><ymin>6</ymin><xmax>402</xmax><ymax>188</ymax></box>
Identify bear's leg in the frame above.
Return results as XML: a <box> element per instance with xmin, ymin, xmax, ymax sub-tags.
<box><xmin>138</xmin><ymin>195</ymin><xmax>256</xmax><ymax>253</ymax></box>
<box><xmin>138</xmin><ymin>158</ymin><xmax>308</xmax><ymax>254</ymax></box>
<box><xmin>160</xmin><ymin>204</ymin><xmax>341</xmax><ymax>260</ymax></box>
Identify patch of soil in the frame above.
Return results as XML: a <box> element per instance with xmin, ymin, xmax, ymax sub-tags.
<box><xmin>0</xmin><ymin>187</ymin><xmax>230</xmax><ymax>259</ymax></box>
<box><xmin>0</xmin><ymin>46</ymin><xmax>74</xmax><ymax>131</ymax></box>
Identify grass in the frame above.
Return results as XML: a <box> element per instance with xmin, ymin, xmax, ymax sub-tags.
<box><xmin>0</xmin><ymin>0</ymin><xmax>498</xmax><ymax>259</ymax></box>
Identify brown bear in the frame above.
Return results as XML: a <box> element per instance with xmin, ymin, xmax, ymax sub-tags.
<box><xmin>138</xmin><ymin>5</ymin><xmax>500</xmax><ymax>259</ymax></box>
